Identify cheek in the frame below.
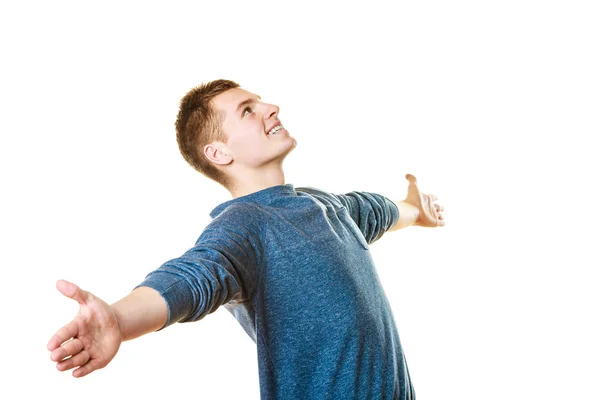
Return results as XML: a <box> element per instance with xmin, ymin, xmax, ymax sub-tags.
<box><xmin>230</xmin><ymin>135</ymin><xmax>265</xmax><ymax>157</ymax></box>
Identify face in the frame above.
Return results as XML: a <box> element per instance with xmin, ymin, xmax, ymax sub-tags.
<box><xmin>209</xmin><ymin>88</ymin><xmax>296</xmax><ymax>169</ymax></box>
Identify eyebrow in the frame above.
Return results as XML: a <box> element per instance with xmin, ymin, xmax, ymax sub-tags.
<box><xmin>235</xmin><ymin>95</ymin><xmax>262</xmax><ymax>114</ymax></box>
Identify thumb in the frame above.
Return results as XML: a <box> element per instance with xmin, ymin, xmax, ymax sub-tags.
<box><xmin>405</xmin><ymin>174</ymin><xmax>417</xmax><ymax>185</ymax></box>
<box><xmin>56</xmin><ymin>279</ymin><xmax>90</xmax><ymax>305</ymax></box>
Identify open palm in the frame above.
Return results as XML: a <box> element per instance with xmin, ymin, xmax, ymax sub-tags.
<box><xmin>404</xmin><ymin>174</ymin><xmax>445</xmax><ymax>227</ymax></box>
<box><xmin>47</xmin><ymin>280</ymin><xmax>122</xmax><ymax>378</ymax></box>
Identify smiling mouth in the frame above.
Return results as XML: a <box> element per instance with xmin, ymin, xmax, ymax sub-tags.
<box><xmin>267</xmin><ymin>125</ymin><xmax>285</xmax><ymax>135</ymax></box>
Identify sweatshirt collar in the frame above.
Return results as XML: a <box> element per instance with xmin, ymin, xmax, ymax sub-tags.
<box><xmin>210</xmin><ymin>184</ymin><xmax>296</xmax><ymax>218</ymax></box>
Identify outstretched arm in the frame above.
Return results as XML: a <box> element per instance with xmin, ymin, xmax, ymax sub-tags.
<box><xmin>47</xmin><ymin>280</ymin><xmax>168</xmax><ymax>378</ymax></box>
<box><xmin>111</xmin><ymin>285</ymin><xmax>168</xmax><ymax>341</ymax></box>
<box><xmin>388</xmin><ymin>174</ymin><xmax>445</xmax><ymax>232</ymax></box>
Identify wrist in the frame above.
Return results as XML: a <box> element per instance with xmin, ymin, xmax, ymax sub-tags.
<box><xmin>111</xmin><ymin>286</ymin><xmax>168</xmax><ymax>341</ymax></box>
<box><xmin>391</xmin><ymin>201</ymin><xmax>420</xmax><ymax>231</ymax></box>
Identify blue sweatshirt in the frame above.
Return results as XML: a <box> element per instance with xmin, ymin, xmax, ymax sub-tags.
<box><xmin>138</xmin><ymin>184</ymin><xmax>414</xmax><ymax>399</ymax></box>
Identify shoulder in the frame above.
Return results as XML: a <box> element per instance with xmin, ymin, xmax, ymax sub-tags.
<box><xmin>202</xmin><ymin>202</ymin><xmax>265</xmax><ymax>239</ymax></box>
<box><xmin>296</xmin><ymin>186</ymin><xmax>344</xmax><ymax>208</ymax></box>
<box><xmin>210</xmin><ymin>202</ymin><xmax>265</xmax><ymax>227</ymax></box>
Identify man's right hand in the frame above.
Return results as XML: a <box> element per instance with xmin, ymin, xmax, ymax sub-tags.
<box><xmin>47</xmin><ymin>280</ymin><xmax>122</xmax><ymax>378</ymax></box>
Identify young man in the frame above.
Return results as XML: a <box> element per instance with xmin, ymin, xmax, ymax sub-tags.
<box><xmin>48</xmin><ymin>79</ymin><xmax>444</xmax><ymax>399</ymax></box>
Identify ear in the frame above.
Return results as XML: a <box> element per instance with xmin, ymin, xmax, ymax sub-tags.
<box><xmin>204</xmin><ymin>143</ymin><xmax>233</xmax><ymax>165</ymax></box>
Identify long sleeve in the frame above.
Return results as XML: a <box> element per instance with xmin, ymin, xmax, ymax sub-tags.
<box><xmin>137</xmin><ymin>209</ymin><xmax>260</xmax><ymax>329</ymax></box>
<box><xmin>139</xmin><ymin>184</ymin><xmax>413</xmax><ymax>398</ymax></box>
<box><xmin>333</xmin><ymin>191</ymin><xmax>399</xmax><ymax>244</ymax></box>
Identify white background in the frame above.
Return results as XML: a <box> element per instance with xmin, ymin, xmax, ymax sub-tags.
<box><xmin>1</xmin><ymin>1</ymin><xmax>598</xmax><ymax>399</ymax></box>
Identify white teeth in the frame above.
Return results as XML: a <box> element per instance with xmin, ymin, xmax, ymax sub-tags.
<box><xmin>268</xmin><ymin>125</ymin><xmax>284</xmax><ymax>135</ymax></box>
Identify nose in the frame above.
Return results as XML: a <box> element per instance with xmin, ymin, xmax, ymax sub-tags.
<box><xmin>261</xmin><ymin>102</ymin><xmax>279</xmax><ymax>120</ymax></box>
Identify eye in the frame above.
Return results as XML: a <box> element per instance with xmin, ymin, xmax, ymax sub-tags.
<box><xmin>242</xmin><ymin>106</ymin><xmax>253</xmax><ymax>117</ymax></box>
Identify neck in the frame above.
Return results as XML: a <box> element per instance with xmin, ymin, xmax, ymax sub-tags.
<box><xmin>228</xmin><ymin>164</ymin><xmax>286</xmax><ymax>198</ymax></box>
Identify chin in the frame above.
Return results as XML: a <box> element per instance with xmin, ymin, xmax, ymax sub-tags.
<box><xmin>284</xmin><ymin>134</ymin><xmax>297</xmax><ymax>148</ymax></box>
<box><xmin>282</xmin><ymin>138</ymin><xmax>297</xmax><ymax>156</ymax></box>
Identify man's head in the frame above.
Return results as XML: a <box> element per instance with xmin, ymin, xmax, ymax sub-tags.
<box><xmin>175</xmin><ymin>79</ymin><xmax>296</xmax><ymax>190</ymax></box>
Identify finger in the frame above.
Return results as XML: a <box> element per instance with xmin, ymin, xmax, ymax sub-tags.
<box><xmin>437</xmin><ymin>212</ymin><xmax>445</xmax><ymax>226</ymax></box>
<box><xmin>405</xmin><ymin>174</ymin><xmax>417</xmax><ymax>184</ymax></box>
<box><xmin>72</xmin><ymin>360</ymin><xmax>98</xmax><ymax>378</ymax></box>
<box><xmin>434</xmin><ymin>204</ymin><xmax>444</xmax><ymax>212</ymax></box>
<box><xmin>47</xmin><ymin>320</ymin><xmax>80</xmax><ymax>351</ymax></box>
<box><xmin>56</xmin><ymin>280</ymin><xmax>90</xmax><ymax>306</ymax></box>
<box><xmin>50</xmin><ymin>338</ymin><xmax>85</xmax><ymax>362</ymax></box>
<box><xmin>429</xmin><ymin>194</ymin><xmax>438</xmax><ymax>202</ymax></box>
<box><xmin>56</xmin><ymin>350</ymin><xmax>91</xmax><ymax>372</ymax></box>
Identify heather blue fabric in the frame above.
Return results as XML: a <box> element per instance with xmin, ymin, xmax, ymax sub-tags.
<box><xmin>138</xmin><ymin>184</ymin><xmax>415</xmax><ymax>399</ymax></box>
